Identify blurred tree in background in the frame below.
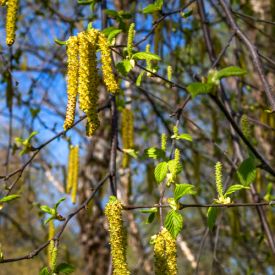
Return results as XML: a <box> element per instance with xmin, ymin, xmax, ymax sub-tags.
<box><xmin>0</xmin><ymin>0</ymin><xmax>274</xmax><ymax>274</ymax></box>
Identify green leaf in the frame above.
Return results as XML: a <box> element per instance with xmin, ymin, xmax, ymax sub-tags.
<box><xmin>44</xmin><ymin>216</ymin><xmax>55</xmax><ymax>225</ymax></box>
<box><xmin>54</xmin><ymin>38</ymin><xmax>67</xmax><ymax>46</ymax></box>
<box><xmin>146</xmin><ymin>212</ymin><xmax>156</xmax><ymax>224</ymax></box>
<box><xmin>39</xmin><ymin>267</ymin><xmax>50</xmax><ymax>275</ymax></box>
<box><xmin>136</xmin><ymin>71</ymin><xmax>145</xmax><ymax>87</ymax></box>
<box><xmin>116</xmin><ymin>60</ymin><xmax>133</xmax><ymax>76</ymax></box>
<box><xmin>144</xmin><ymin>147</ymin><xmax>165</xmax><ymax>160</ymax></box>
<box><xmin>40</xmin><ymin>205</ymin><xmax>55</xmax><ymax>215</ymax></box>
<box><xmin>0</xmin><ymin>194</ymin><xmax>20</xmax><ymax>203</ymax></box>
<box><xmin>216</xmin><ymin>66</ymin><xmax>246</xmax><ymax>80</ymax></box>
<box><xmin>108</xmin><ymin>29</ymin><xmax>122</xmax><ymax>42</ymax></box>
<box><xmin>77</xmin><ymin>0</ymin><xmax>94</xmax><ymax>5</ymax></box>
<box><xmin>55</xmin><ymin>263</ymin><xmax>75</xmax><ymax>274</ymax></box>
<box><xmin>54</xmin><ymin>197</ymin><xmax>66</xmax><ymax>210</ymax></box>
<box><xmin>104</xmin><ymin>9</ymin><xmax>119</xmax><ymax>18</ymax></box>
<box><xmin>164</xmin><ymin>210</ymin><xmax>183</xmax><ymax>238</ymax></box>
<box><xmin>186</xmin><ymin>82</ymin><xmax>214</xmax><ymax>98</ymax></box>
<box><xmin>140</xmin><ymin>207</ymin><xmax>158</xmax><ymax>214</ymax></box>
<box><xmin>181</xmin><ymin>10</ymin><xmax>193</xmax><ymax>18</ymax></box>
<box><xmin>207</xmin><ymin>206</ymin><xmax>219</xmax><ymax>230</ymax></box>
<box><xmin>177</xmin><ymin>133</ymin><xmax>193</xmax><ymax>142</ymax></box>
<box><xmin>132</xmin><ymin>52</ymin><xmax>161</xmax><ymax>61</ymax></box>
<box><xmin>237</xmin><ymin>157</ymin><xmax>256</xmax><ymax>186</ymax></box>
<box><xmin>155</xmin><ymin>0</ymin><xmax>163</xmax><ymax>9</ymax></box>
<box><xmin>143</xmin><ymin>4</ymin><xmax>160</xmax><ymax>14</ymax></box>
<box><xmin>174</xmin><ymin>184</ymin><xmax>196</xmax><ymax>202</ymax></box>
<box><xmin>122</xmin><ymin>149</ymin><xmax>138</xmax><ymax>159</ymax></box>
<box><xmin>224</xmin><ymin>184</ymin><xmax>249</xmax><ymax>197</ymax></box>
<box><xmin>154</xmin><ymin>162</ymin><xmax>168</xmax><ymax>183</ymax></box>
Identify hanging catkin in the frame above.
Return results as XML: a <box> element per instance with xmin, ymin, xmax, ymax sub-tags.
<box><xmin>105</xmin><ymin>196</ymin><xmax>130</xmax><ymax>275</ymax></box>
<box><xmin>78</xmin><ymin>30</ymin><xmax>100</xmax><ymax>136</ymax></box>
<box><xmin>66</xmin><ymin>145</ymin><xmax>74</xmax><ymax>194</ymax></box>
<box><xmin>70</xmin><ymin>146</ymin><xmax>79</xmax><ymax>204</ymax></box>
<box><xmin>6</xmin><ymin>0</ymin><xmax>19</xmax><ymax>46</ymax></box>
<box><xmin>63</xmin><ymin>35</ymin><xmax>79</xmax><ymax>130</ymax></box>
<box><xmin>0</xmin><ymin>0</ymin><xmax>8</xmax><ymax>6</ymax></box>
<box><xmin>154</xmin><ymin>228</ymin><xmax>177</xmax><ymax>275</ymax></box>
<box><xmin>98</xmin><ymin>32</ymin><xmax>119</xmax><ymax>94</ymax></box>
<box><xmin>47</xmin><ymin>220</ymin><xmax>55</xmax><ymax>266</ymax></box>
<box><xmin>121</xmin><ymin>108</ymin><xmax>134</xmax><ymax>168</ymax></box>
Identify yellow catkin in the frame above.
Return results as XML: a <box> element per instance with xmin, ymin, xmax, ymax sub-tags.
<box><xmin>47</xmin><ymin>220</ymin><xmax>55</xmax><ymax>265</ymax></box>
<box><xmin>71</xmin><ymin>146</ymin><xmax>79</xmax><ymax>204</ymax></box>
<box><xmin>105</xmin><ymin>197</ymin><xmax>130</xmax><ymax>275</ymax></box>
<box><xmin>78</xmin><ymin>30</ymin><xmax>100</xmax><ymax>136</ymax></box>
<box><xmin>1</xmin><ymin>0</ymin><xmax>8</xmax><ymax>6</ymax></box>
<box><xmin>66</xmin><ymin>145</ymin><xmax>74</xmax><ymax>193</ymax></box>
<box><xmin>154</xmin><ymin>228</ymin><xmax>177</xmax><ymax>275</ymax></box>
<box><xmin>49</xmin><ymin>240</ymin><xmax>58</xmax><ymax>272</ymax></box>
<box><xmin>6</xmin><ymin>0</ymin><xmax>19</xmax><ymax>46</ymax></box>
<box><xmin>98</xmin><ymin>32</ymin><xmax>119</xmax><ymax>94</ymax></box>
<box><xmin>121</xmin><ymin>108</ymin><xmax>134</xmax><ymax>168</ymax></box>
<box><xmin>64</xmin><ymin>36</ymin><xmax>79</xmax><ymax>130</ymax></box>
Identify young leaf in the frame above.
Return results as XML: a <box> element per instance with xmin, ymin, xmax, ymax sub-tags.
<box><xmin>55</xmin><ymin>263</ymin><xmax>75</xmax><ymax>274</ymax></box>
<box><xmin>40</xmin><ymin>205</ymin><xmax>55</xmax><ymax>215</ymax></box>
<box><xmin>154</xmin><ymin>162</ymin><xmax>168</xmax><ymax>183</ymax></box>
<box><xmin>132</xmin><ymin>52</ymin><xmax>161</xmax><ymax>61</ymax></box>
<box><xmin>164</xmin><ymin>210</ymin><xmax>183</xmax><ymax>238</ymax></box>
<box><xmin>174</xmin><ymin>183</ymin><xmax>196</xmax><ymax>202</ymax></box>
<box><xmin>0</xmin><ymin>194</ymin><xmax>20</xmax><ymax>203</ymax></box>
<box><xmin>54</xmin><ymin>197</ymin><xmax>66</xmax><ymax>210</ymax></box>
<box><xmin>108</xmin><ymin>29</ymin><xmax>122</xmax><ymax>42</ymax></box>
<box><xmin>168</xmin><ymin>159</ymin><xmax>183</xmax><ymax>175</ymax></box>
<box><xmin>167</xmin><ymin>198</ymin><xmax>178</xmax><ymax>210</ymax></box>
<box><xmin>136</xmin><ymin>71</ymin><xmax>145</xmax><ymax>86</ymax></box>
<box><xmin>216</xmin><ymin>66</ymin><xmax>246</xmax><ymax>80</ymax></box>
<box><xmin>144</xmin><ymin>147</ymin><xmax>165</xmax><ymax>160</ymax></box>
<box><xmin>207</xmin><ymin>206</ymin><xmax>219</xmax><ymax>230</ymax></box>
<box><xmin>146</xmin><ymin>212</ymin><xmax>156</xmax><ymax>224</ymax></box>
<box><xmin>177</xmin><ymin>133</ymin><xmax>193</xmax><ymax>142</ymax></box>
<box><xmin>224</xmin><ymin>184</ymin><xmax>249</xmax><ymax>197</ymax></box>
<box><xmin>116</xmin><ymin>60</ymin><xmax>133</xmax><ymax>76</ymax></box>
<box><xmin>143</xmin><ymin>4</ymin><xmax>160</xmax><ymax>14</ymax></box>
<box><xmin>237</xmin><ymin>157</ymin><xmax>256</xmax><ymax>186</ymax></box>
<box><xmin>122</xmin><ymin>149</ymin><xmax>138</xmax><ymax>159</ymax></box>
<box><xmin>39</xmin><ymin>267</ymin><xmax>50</xmax><ymax>275</ymax></box>
<box><xmin>186</xmin><ymin>82</ymin><xmax>214</xmax><ymax>98</ymax></box>
<box><xmin>140</xmin><ymin>207</ymin><xmax>158</xmax><ymax>214</ymax></box>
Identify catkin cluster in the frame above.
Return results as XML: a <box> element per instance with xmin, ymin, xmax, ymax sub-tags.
<box><xmin>104</xmin><ymin>196</ymin><xmax>130</xmax><ymax>275</ymax></box>
<box><xmin>49</xmin><ymin>240</ymin><xmax>58</xmax><ymax>272</ymax></box>
<box><xmin>240</xmin><ymin>114</ymin><xmax>251</xmax><ymax>139</ymax></box>
<box><xmin>66</xmin><ymin>145</ymin><xmax>79</xmax><ymax>204</ymax></box>
<box><xmin>1</xmin><ymin>0</ymin><xmax>19</xmax><ymax>46</ymax></box>
<box><xmin>64</xmin><ymin>28</ymin><xmax>119</xmax><ymax>136</ymax></box>
<box><xmin>121</xmin><ymin>108</ymin><xmax>134</xmax><ymax>168</ymax></box>
<box><xmin>154</xmin><ymin>228</ymin><xmax>177</xmax><ymax>275</ymax></box>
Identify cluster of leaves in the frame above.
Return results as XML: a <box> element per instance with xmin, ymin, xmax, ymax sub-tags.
<box><xmin>39</xmin><ymin>263</ymin><xmax>75</xmax><ymax>275</ymax></box>
<box><xmin>40</xmin><ymin>198</ymin><xmax>66</xmax><ymax>224</ymax></box>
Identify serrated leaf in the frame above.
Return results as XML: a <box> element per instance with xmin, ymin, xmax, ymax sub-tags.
<box><xmin>146</xmin><ymin>212</ymin><xmax>156</xmax><ymax>224</ymax></box>
<box><xmin>144</xmin><ymin>147</ymin><xmax>165</xmax><ymax>160</ymax></box>
<box><xmin>177</xmin><ymin>133</ymin><xmax>192</xmax><ymax>142</ymax></box>
<box><xmin>207</xmin><ymin>206</ymin><xmax>219</xmax><ymax>230</ymax></box>
<box><xmin>164</xmin><ymin>210</ymin><xmax>183</xmax><ymax>238</ymax></box>
<box><xmin>132</xmin><ymin>52</ymin><xmax>161</xmax><ymax>61</ymax></box>
<box><xmin>55</xmin><ymin>263</ymin><xmax>75</xmax><ymax>274</ymax></box>
<box><xmin>154</xmin><ymin>162</ymin><xmax>168</xmax><ymax>183</ymax></box>
<box><xmin>224</xmin><ymin>184</ymin><xmax>249</xmax><ymax>197</ymax></box>
<box><xmin>237</xmin><ymin>157</ymin><xmax>256</xmax><ymax>186</ymax></box>
<box><xmin>116</xmin><ymin>60</ymin><xmax>133</xmax><ymax>76</ymax></box>
<box><xmin>174</xmin><ymin>184</ymin><xmax>196</xmax><ymax>202</ymax></box>
<box><xmin>216</xmin><ymin>66</ymin><xmax>246</xmax><ymax>80</ymax></box>
<box><xmin>186</xmin><ymin>82</ymin><xmax>214</xmax><ymax>98</ymax></box>
<box><xmin>0</xmin><ymin>194</ymin><xmax>20</xmax><ymax>203</ymax></box>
